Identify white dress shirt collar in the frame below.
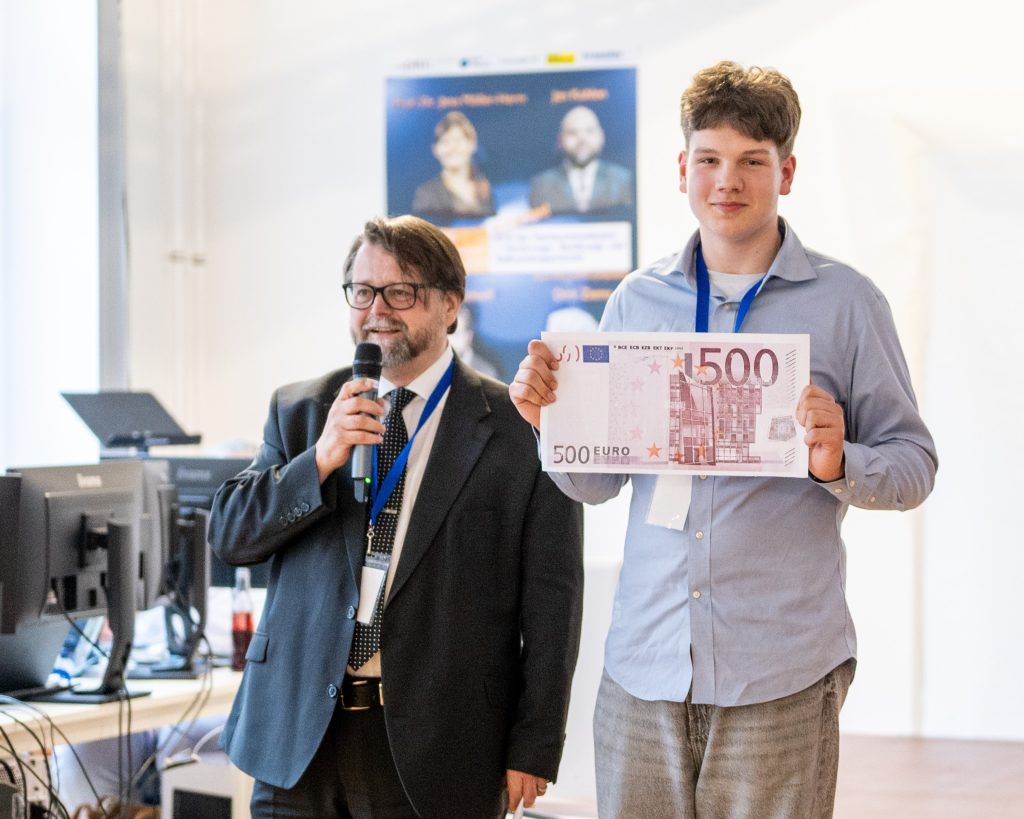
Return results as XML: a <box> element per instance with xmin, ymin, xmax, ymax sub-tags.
<box><xmin>378</xmin><ymin>344</ymin><xmax>454</xmax><ymax>403</ymax></box>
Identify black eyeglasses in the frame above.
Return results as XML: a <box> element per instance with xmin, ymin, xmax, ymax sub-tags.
<box><xmin>342</xmin><ymin>282</ymin><xmax>434</xmax><ymax>310</ymax></box>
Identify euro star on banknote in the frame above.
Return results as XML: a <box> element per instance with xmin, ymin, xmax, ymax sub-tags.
<box><xmin>539</xmin><ymin>331</ymin><xmax>811</xmax><ymax>478</ymax></box>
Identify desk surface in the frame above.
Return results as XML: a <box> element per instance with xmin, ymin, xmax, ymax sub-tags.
<box><xmin>0</xmin><ymin>667</ymin><xmax>242</xmax><ymax>754</ymax></box>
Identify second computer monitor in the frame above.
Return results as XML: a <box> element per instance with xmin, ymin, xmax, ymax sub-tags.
<box><xmin>163</xmin><ymin>456</ymin><xmax>269</xmax><ymax>588</ymax></box>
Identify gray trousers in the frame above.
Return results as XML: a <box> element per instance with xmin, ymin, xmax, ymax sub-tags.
<box><xmin>594</xmin><ymin>660</ymin><xmax>855</xmax><ymax>819</ymax></box>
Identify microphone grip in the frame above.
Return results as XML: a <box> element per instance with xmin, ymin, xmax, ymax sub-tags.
<box><xmin>351</xmin><ymin>383</ymin><xmax>378</xmax><ymax>502</ymax></box>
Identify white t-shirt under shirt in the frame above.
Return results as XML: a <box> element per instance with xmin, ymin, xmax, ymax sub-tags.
<box><xmin>707</xmin><ymin>268</ymin><xmax>765</xmax><ymax>299</ymax></box>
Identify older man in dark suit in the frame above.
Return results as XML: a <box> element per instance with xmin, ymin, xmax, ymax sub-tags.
<box><xmin>208</xmin><ymin>215</ymin><xmax>583</xmax><ymax>819</ymax></box>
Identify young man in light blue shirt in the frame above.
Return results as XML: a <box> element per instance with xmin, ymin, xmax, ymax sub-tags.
<box><xmin>511</xmin><ymin>61</ymin><xmax>937</xmax><ymax>818</ymax></box>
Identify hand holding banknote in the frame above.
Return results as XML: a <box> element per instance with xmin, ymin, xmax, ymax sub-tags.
<box><xmin>510</xmin><ymin>339</ymin><xmax>561</xmax><ymax>429</ymax></box>
<box><xmin>796</xmin><ymin>383</ymin><xmax>845</xmax><ymax>482</ymax></box>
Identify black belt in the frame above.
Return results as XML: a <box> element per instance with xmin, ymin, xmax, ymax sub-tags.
<box><xmin>340</xmin><ymin>676</ymin><xmax>385</xmax><ymax>710</ymax></box>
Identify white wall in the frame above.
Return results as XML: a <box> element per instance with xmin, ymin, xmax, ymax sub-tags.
<box><xmin>8</xmin><ymin>0</ymin><xmax>1022</xmax><ymax>757</ymax></box>
<box><xmin>919</xmin><ymin>141</ymin><xmax>1024</xmax><ymax>740</ymax></box>
<box><xmin>0</xmin><ymin>1</ymin><xmax>101</xmax><ymax>469</ymax></box>
<box><xmin>121</xmin><ymin>0</ymin><xmax>1024</xmax><ymax>743</ymax></box>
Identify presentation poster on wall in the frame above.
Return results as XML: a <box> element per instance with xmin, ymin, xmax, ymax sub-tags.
<box><xmin>386</xmin><ymin>61</ymin><xmax>637</xmax><ymax>382</ymax></box>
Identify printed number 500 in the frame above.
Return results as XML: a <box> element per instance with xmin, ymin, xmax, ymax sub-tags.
<box><xmin>552</xmin><ymin>445</ymin><xmax>591</xmax><ymax>465</ymax></box>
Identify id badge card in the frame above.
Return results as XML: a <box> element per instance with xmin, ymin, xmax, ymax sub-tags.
<box><xmin>355</xmin><ymin>552</ymin><xmax>390</xmax><ymax>624</ymax></box>
<box><xmin>647</xmin><ymin>474</ymin><xmax>693</xmax><ymax>531</ymax></box>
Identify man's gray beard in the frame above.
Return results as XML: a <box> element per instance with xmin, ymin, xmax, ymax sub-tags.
<box><xmin>356</xmin><ymin>323</ymin><xmax>439</xmax><ymax>369</ymax></box>
<box><xmin>379</xmin><ymin>335</ymin><xmax>413</xmax><ymax>369</ymax></box>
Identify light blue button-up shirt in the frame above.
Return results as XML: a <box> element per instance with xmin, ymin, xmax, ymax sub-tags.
<box><xmin>550</xmin><ymin>220</ymin><xmax>937</xmax><ymax>706</ymax></box>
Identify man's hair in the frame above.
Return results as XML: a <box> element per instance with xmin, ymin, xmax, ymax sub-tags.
<box><xmin>433</xmin><ymin>111</ymin><xmax>477</xmax><ymax>145</ymax></box>
<box><xmin>343</xmin><ymin>215</ymin><xmax>466</xmax><ymax>331</ymax></box>
<box><xmin>680</xmin><ymin>61</ymin><xmax>801</xmax><ymax>158</ymax></box>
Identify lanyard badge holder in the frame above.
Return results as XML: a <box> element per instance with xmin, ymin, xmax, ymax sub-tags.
<box><xmin>355</xmin><ymin>360</ymin><xmax>455</xmax><ymax>624</ymax></box>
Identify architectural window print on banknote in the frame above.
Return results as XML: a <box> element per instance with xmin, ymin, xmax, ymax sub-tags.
<box><xmin>540</xmin><ymin>332</ymin><xmax>810</xmax><ymax>478</ymax></box>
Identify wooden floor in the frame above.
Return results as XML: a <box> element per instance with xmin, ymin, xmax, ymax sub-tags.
<box><xmin>535</xmin><ymin>734</ymin><xmax>1024</xmax><ymax>818</ymax></box>
<box><xmin>835</xmin><ymin>734</ymin><xmax>1024</xmax><ymax>818</ymax></box>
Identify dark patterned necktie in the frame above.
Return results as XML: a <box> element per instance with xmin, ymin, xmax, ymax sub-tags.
<box><xmin>347</xmin><ymin>387</ymin><xmax>415</xmax><ymax>670</ymax></box>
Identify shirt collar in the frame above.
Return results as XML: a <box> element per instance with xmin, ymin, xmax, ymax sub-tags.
<box><xmin>666</xmin><ymin>217</ymin><xmax>819</xmax><ymax>287</ymax></box>
<box><xmin>378</xmin><ymin>344</ymin><xmax>453</xmax><ymax>402</ymax></box>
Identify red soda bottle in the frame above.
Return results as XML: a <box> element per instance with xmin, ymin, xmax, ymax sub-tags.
<box><xmin>231</xmin><ymin>567</ymin><xmax>254</xmax><ymax>671</ymax></box>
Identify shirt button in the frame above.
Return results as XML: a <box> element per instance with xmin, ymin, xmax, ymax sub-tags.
<box><xmin>301</xmin><ymin>502</ymin><xmax>311</xmax><ymax>512</ymax></box>
<box><xmin>869</xmin><ymin>496</ymin><xmax>876</xmax><ymax>503</ymax></box>
<box><xmin>699</xmin><ymin>474</ymin><xmax>708</xmax><ymax>480</ymax></box>
<box><xmin>849</xmin><ymin>480</ymin><xmax>856</xmax><ymax>487</ymax></box>
<box><xmin>834</xmin><ymin>488</ymin><xmax>843</xmax><ymax>494</ymax></box>
<box><xmin>327</xmin><ymin>684</ymin><xmax>338</xmax><ymax>698</ymax></box>
<box><xmin>347</xmin><ymin>606</ymin><xmax>356</xmax><ymax>619</ymax></box>
<box><xmin>692</xmin><ymin>590</ymin><xmax>702</xmax><ymax>599</ymax></box>
<box><xmin>695</xmin><ymin>531</ymin><xmax>704</xmax><ymax>540</ymax></box>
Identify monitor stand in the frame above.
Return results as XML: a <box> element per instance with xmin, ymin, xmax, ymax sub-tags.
<box><xmin>128</xmin><ymin>653</ymin><xmax>219</xmax><ymax>680</ymax></box>
<box><xmin>24</xmin><ymin>520</ymin><xmax>150</xmax><ymax>704</ymax></box>
<box><xmin>33</xmin><ymin>685</ymin><xmax>151</xmax><ymax>704</ymax></box>
<box><xmin>127</xmin><ymin>509</ymin><xmax>213</xmax><ymax>681</ymax></box>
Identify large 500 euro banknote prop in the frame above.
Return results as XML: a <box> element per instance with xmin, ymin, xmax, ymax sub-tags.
<box><xmin>539</xmin><ymin>332</ymin><xmax>810</xmax><ymax>478</ymax></box>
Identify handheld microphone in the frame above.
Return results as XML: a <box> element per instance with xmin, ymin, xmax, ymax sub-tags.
<box><xmin>350</xmin><ymin>342</ymin><xmax>382</xmax><ymax>503</ymax></box>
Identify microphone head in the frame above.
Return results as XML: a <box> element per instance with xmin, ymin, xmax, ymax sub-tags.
<box><xmin>352</xmin><ymin>342</ymin><xmax>382</xmax><ymax>380</ymax></box>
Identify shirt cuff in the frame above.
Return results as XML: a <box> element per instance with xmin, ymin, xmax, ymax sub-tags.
<box><xmin>809</xmin><ymin>443</ymin><xmax>878</xmax><ymax>507</ymax></box>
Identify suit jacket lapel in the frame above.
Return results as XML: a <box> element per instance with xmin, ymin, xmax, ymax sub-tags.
<box><xmin>340</xmin><ymin>478</ymin><xmax>368</xmax><ymax>585</ymax></box>
<box><xmin>387</xmin><ymin>360</ymin><xmax>493</xmax><ymax>602</ymax></box>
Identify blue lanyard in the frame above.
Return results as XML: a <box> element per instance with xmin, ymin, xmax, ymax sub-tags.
<box><xmin>368</xmin><ymin>358</ymin><xmax>454</xmax><ymax>529</ymax></box>
<box><xmin>695</xmin><ymin>243</ymin><xmax>766</xmax><ymax>333</ymax></box>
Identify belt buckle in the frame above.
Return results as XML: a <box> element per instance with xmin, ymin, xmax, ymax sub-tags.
<box><xmin>340</xmin><ymin>678</ymin><xmax>384</xmax><ymax>711</ymax></box>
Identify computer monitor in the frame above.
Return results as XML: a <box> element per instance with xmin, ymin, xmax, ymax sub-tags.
<box><xmin>0</xmin><ymin>461</ymin><xmax>152</xmax><ymax>702</ymax></box>
<box><xmin>129</xmin><ymin>501</ymin><xmax>211</xmax><ymax>680</ymax></box>
<box><xmin>0</xmin><ymin>477</ymin><xmax>66</xmax><ymax>697</ymax></box>
<box><xmin>0</xmin><ymin>475</ymin><xmax>24</xmax><ymax>635</ymax></box>
<box><xmin>161</xmin><ymin>456</ymin><xmax>269</xmax><ymax>589</ymax></box>
<box><xmin>59</xmin><ymin>391</ymin><xmax>260</xmax><ymax>586</ymax></box>
<box><xmin>139</xmin><ymin>458</ymin><xmax>173</xmax><ymax>610</ymax></box>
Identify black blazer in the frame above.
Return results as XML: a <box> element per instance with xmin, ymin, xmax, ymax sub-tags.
<box><xmin>208</xmin><ymin>359</ymin><xmax>584</xmax><ymax>818</ymax></box>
